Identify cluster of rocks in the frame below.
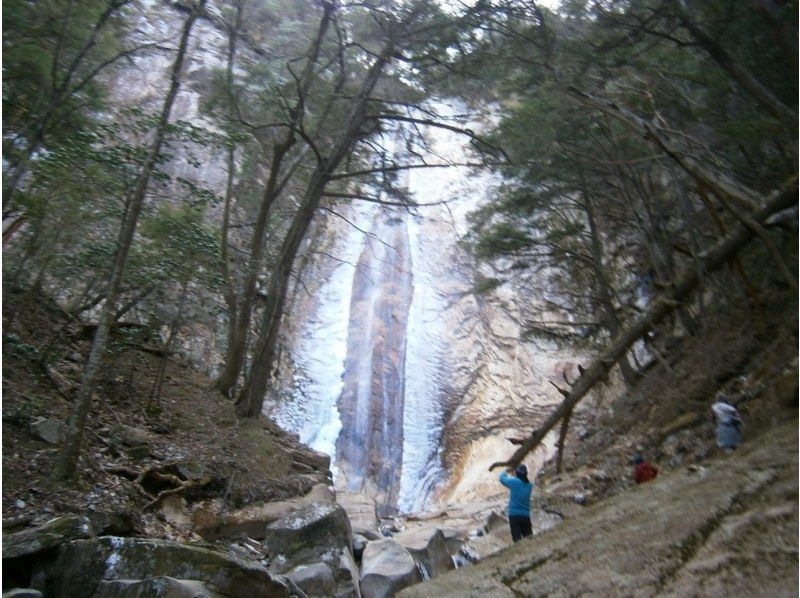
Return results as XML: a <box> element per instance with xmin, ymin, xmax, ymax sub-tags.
<box><xmin>9</xmin><ymin>408</ymin><xmax>570</xmax><ymax>597</ymax></box>
<box><xmin>3</xmin><ymin>456</ymin><xmax>531</xmax><ymax>598</ymax></box>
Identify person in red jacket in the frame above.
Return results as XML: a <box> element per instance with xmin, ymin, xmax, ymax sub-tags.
<box><xmin>633</xmin><ymin>454</ymin><xmax>658</xmax><ymax>484</ymax></box>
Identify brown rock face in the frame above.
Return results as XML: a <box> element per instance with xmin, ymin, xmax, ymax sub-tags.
<box><xmin>336</xmin><ymin>214</ymin><xmax>413</xmax><ymax>514</ymax></box>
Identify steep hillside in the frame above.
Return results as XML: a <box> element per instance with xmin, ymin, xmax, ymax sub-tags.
<box><xmin>3</xmin><ymin>288</ymin><xmax>330</xmax><ymax>520</ymax></box>
<box><xmin>401</xmin><ymin>420</ymin><xmax>798</xmax><ymax>597</ymax></box>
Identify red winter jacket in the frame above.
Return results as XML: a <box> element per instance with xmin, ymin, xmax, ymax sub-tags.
<box><xmin>634</xmin><ymin>462</ymin><xmax>658</xmax><ymax>484</ymax></box>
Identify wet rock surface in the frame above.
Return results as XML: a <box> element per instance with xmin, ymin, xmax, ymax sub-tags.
<box><xmin>399</xmin><ymin>422</ymin><xmax>799</xmax><ymax>597</ymax></box>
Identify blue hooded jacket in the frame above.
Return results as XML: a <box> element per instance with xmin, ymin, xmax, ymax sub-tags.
<box><xmin>499</xmin><ymin>471</ymin><xmax>533</xmax><ymax>517</ymax></box>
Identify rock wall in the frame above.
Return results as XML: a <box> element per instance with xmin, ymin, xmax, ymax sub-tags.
<box><xmin>271</xmin><ymin>105</ymin><xmax>618</xmax><ymax>513</ymax></box>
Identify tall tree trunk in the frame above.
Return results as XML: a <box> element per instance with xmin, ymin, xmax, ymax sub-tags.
<box><xmin>55</xmin><ymin>0</ymin><xmax>206</xmax><ymax>480</ymax></box>
<box><xmin>214</xmin><ymin>1</ymin><xmax>335</xmax><ymax>396</ymax></box>
<box><xmin>216</xmin><ymin>0</ymin><xmax>243</xmax><ymax>394</ymax></box>
<box><xmin>235</xmin><ymin>41</ymin><xmax>395</xmax><ymax>417</ymax></box>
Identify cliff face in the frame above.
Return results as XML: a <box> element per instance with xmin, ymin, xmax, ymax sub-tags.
<box><xmin>271</xmin><ymin>112</ymin><xmax>611</xmax><ymax>514</ymax></box>
<box><xmin>100</xmin><ymin>1</ymin><xmax>606</xmax><ymax>515</ymax></box>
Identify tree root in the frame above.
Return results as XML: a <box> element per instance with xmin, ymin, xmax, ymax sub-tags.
<box><xmin>105</xmin><ymin>462</ymin><xmax>211</xmax><ymax>511</ymax></box>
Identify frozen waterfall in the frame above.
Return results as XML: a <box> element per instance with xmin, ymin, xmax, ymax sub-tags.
<box><xmin>269</xmin><ymin>101</ymin><xmax>494</xmax><ymax>513</ymax></box>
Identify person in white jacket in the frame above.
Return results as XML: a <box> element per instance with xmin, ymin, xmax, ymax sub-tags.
<box><xmin>710</xmin><ymin>394</ymin><xmax>743</xmax><ymax>453</ymax></box>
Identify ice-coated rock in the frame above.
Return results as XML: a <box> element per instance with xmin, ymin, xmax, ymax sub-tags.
<box><xmin>359</xmin><ymin>540</ymin><xmax>420</xmax><ymax>598</ymax></box>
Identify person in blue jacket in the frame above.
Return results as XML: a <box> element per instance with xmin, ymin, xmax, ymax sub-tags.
<box><xmin>499</xmin><ymin>464</ymin><xmax>534</xmax><ymax>542</ymax></box>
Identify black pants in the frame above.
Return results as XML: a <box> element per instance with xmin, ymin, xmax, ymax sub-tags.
<box><xmin>509</xmin><ymin>515</ymin><xmax>532</xmax><ymax>542</ymax></box>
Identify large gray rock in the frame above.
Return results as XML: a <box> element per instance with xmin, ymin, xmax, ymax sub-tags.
<box><xmin>195</xmin><ymin>484</ymin><xmax>335</xmax><ymax>542</ymax></box>
<box><xmin>3</xmin><ymin>516</ymin><xmax>92</xmax><ymax>559</ymax></box>
<box><xmin>336</xmin><ymin>493</ymin><xmax>380</xmax><ymax>540</ymax></box>
<box><xmin>360</xmin><ymin>540</ymin><xmax>420</xmax><ymax>598</ymax></box>
<box><xmin>41</xmin><ymin>536</ymin><xmax>289</xmax><ymax>598</ymax></box>
<box><xmin>393</xmin><ymin>527</ymin><xmax>454</xmax><ymax>579</ymax></box>
<box><xmin>262</xmin><ymin>499</ymin><xmax>352</xmax><ymax>573</ymax></box>
<box><xmin>28</xmin><ymin>418</ymin><xmax>65</xmax><ymax>445</ymax></box>
<box><xmin>286</xmin><ymin>563</ymin><xmax>335</xmax><ymax>597</ymax></box>
<box><xmin>93</xmin><ymin>577</ymin><xmax>226</xmax><ymax>597</ymax></box>
<box><xmin>334</xmin><ymin>548</ymin><xmax>361</xmax><ymax>598</ymax></box>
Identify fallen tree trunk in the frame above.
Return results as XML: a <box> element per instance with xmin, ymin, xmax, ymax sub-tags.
<box><xmin>489</xmin><ymin>177</ymin><xmax>797</xmax><ymax>471</ymax></box>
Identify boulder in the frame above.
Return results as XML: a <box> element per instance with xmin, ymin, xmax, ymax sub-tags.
<box><xmin>262</xmin><ymin>500</ymin><xmax>352</xmax><ymax>573</ymax></box>
<box><xmin>93</xmin><ymin>577</ymin><xmax>226</xmax><ymax>597</ymax></box>
<box><xmin>286</xmin><ymin>563</ymin><xmax>335</xmax><ymax>597</ymax></box>
<box><xmin>359</xmin><ymin>540</ymin><xmax>420</xmax><ymax>598</ymax></box>
<box><xmin>41</xmin><ymin>536</ymin><xmax>289</xmax><ymax>598</ymax></box>
<box><xmin>176</xmin><ymin>460</ymin><xmax>207</xmax><ymax>481</ymax></box>
<box><xmin>336</xmin><ymin>493</ymin><xmax>380</xmax><ymax>540</ymax></box>
<box><xmin>2</xmin><ymin>590</ymin><xmax>43</xmax><ymax>598</ymax></box>
<box><xmin>192</xmin><ymin>501</ymin><xmax>294</xmax><ymax>541</ymax></box>
<box><xmin>393</xmin><ymin>527</ymin><xmax>454</xmax><ymax>578</ymax></box>
<box><xmin>194</xmin><ymin>484</ymin><xmax>336</xmax><ymax>542</ymax></box>
<box><xmin>86</xmin><ymin>510</ymin><xmax>136</xmax><ymax>536</ymax></box>
<box><xmin>334</xmin><ymin>548</ymin><xmax>361</xmax><ymax>598</ymax></box>
<box><xmin>118</xmin><ymin>426</ymin><xmax>151</xmax><ymax>447</ymax></box>
<box><xmin>28</xmin><ymin>418</ymin><xmax>65</xmax><ymax>445</ymax></box>
<box><xmin>287</xmin><ymin>447</ymin><xmax>330</xmax><ymax>472</ymax></box>
<box><xmin>159</xmin><ymin>495</ymin><xmax>191</xmax><ymax>528</ymax></box>
<box><xmin>3</xmin><ymin>516</ymin><xmax>91</xmax><ymax>560</ymax></box>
